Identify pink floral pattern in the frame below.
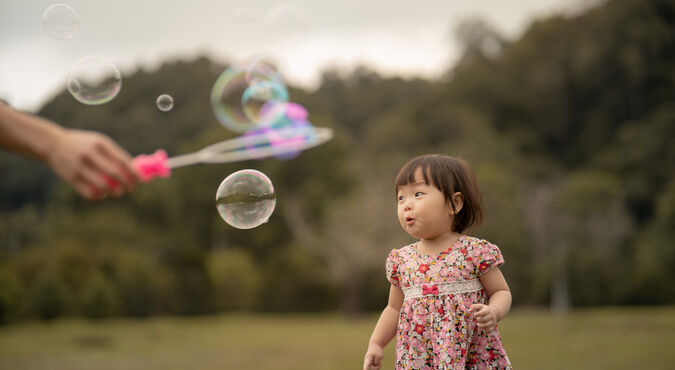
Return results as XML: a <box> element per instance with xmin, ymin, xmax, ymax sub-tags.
<box><xmin>386</xmin><ymin>235</ymin><xmax>512</xmax><ymax>369</ymax></box>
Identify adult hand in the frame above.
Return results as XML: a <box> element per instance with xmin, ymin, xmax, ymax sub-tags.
<box><xmin>363</xmin><ymin>343</ymin><xmax>383</xmax><ymax>370</ymax></box>
<box><xmin>47</xmin><ymin>128</ymin><xmax>140</xmax><ymax>200</ymax></box>
<box><xmin>469</xmin><ymin>303</ymin><xmax>498</xmax><ymax>332</ymax></box>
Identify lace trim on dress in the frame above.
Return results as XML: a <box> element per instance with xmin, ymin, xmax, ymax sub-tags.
<box><xmin>402</xmin><ymin>279</ymin><xmax>483</xmax><ymax>301</ymax></box>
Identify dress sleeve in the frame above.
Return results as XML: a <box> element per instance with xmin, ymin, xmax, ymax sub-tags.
<box><xmin>474</xmin><ymin>241</ymin><xmax>505</xmax><ymax>276</ymax></box>
<box><xmin>385</xmin><ymin>249</ymin><xmax>401</xmax><ymax>287</ymax></box>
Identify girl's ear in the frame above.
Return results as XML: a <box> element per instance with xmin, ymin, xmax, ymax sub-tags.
<box><xmin>450</xmin><ymin>192</ymin><xmax>464</xmax><ymax>214</ymax></box>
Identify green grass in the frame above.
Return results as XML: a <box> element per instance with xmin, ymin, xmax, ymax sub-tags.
<box><xmin>1</xmin><ymin>307</ymin><xmax>674</xmax><ymax>369</ymax></box>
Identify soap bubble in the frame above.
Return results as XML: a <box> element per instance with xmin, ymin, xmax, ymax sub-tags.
<box><xmin>216</xmin><ymin>169</ymin><xmax>276</xmax><ymax>229</ymax></box>
<box><xmin>156</xmin><ymin>94</ymin><xmax>174</xmax><ymax>111</ymax></box>
<box><xmin>241</xmin><ymin>78</ymin><xmax>288</xmax><ymax>124</ymax></box>
<box><xmin>211</xmin><ymin>65</ymin><xmax>288</xmax><ymax>133</ymax></box>
<box><xmin>245</xmin><ymin>57</ymin><xmax>284</xmax><ymax>85</ymax></box>
<box><xmin>244</xmin><ymin>102</ymin><xmax>315</xmax><ymax>160</ymax></box>
<box><xmin>67</xmin><ymin>56</ymin><xmax>122</xmax><ymax>105</ymax></box>
<box><xmin>264</xmin><ymin>3</ymin><xmax>308</xmax><ymax>49</ymax></box>
<box><xmin>42</xmin><ymin>4</ymin><xmax>79</xmax><ymax>40</ymax></box>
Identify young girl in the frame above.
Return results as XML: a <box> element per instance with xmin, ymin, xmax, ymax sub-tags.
<box><xmin>363</xmin><ymin>154</ymin><xmax>512</xmax><ymax>370</ymax></box>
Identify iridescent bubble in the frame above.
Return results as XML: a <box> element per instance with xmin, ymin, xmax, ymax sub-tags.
<box><xmin>241</xmin><ymin>78</ymin><xmax>288</xmax><ymax>124</ymax></box>
<box><xmin>42</xmin><ymin>4</ymin><xmax>79</xmax><ymax>40</ymax></box>
<box><xmin>244</xmin><ymin>102</ymin><xmax>316</xmax><ymax>160</ymax></box>
<box><xmin>67</xmin><ymin>56</ymin><xmax>122</xmax><ymax>105</ymax></box>
<box><xmin>216</xmin><ymin>169</ymin><xmax>276</xmax><ymax>229</ymax></box>
<box><xmin>245</xmin><ymin>57</ymin><xmax>284</xmax><ymax>85</ymax></box>
<box><xmin>264</xmin><ymin>3</ymin><xmax>309</xmax><ymax>49</ymax></box>
<box><xmin>156</xmin><ymin>94</ymin><xmax>174</xmax><ymax>111</ymax></box>
<box><xmin>211</xmin><ymin>65</ymin><xmax>289</xmax><ymax>133</ymax></box>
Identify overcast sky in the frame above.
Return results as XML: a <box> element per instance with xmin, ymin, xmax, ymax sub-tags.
<box><xmin>0</xmin><ymin>0</ymin><xmax>586</xmax><ymax>112</ymax></box>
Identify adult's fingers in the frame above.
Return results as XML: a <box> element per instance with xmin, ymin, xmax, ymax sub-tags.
<box><xmin>73</xmin><ymin>163</ymin><xmax>118</xmax><ymax>200</ymax></box>
<box><xmin>72</xmin><ymin>178</ymin><xmax>102</xmax><ymax>201</ymax></box>
<box><xmin>77</xmin><ymin>164</ymin><xmax>109</xmax><ymax>191</ymax></box>
<box><xmin>96</xmin><ymin>135</ymin><xmax>140</xmax><ymax>191</ymax></box>
<box><xmin>84</xmin><ymin>150</ymin><xmax>128</xmax><ymax>195</ymax></box>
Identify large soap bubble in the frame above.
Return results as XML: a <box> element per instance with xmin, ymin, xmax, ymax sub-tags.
<box><xmin>211</xmin><ymin>65</ymin><xmax>289</xmax><ymax>133</ymax></box>
<box><xmin>42</xmin><ymin>4</ymin><xmax>79</xmax><ymax>40</ymax></box>
<box><xmin>244</xmin><ymin>102</ymin><xmax>315</xmax><ymax>160</ymax></box>
<box><xmin>216</xmin><ymin>169</ymin><xmax>276</xmax><ymax>229</ymax></box>
<box><xmin>67</xmin><ymin>56</ymin><xmax>122</xmax><ymax>105</ymax></box>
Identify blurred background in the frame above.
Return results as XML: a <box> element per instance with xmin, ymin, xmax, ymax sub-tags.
<box><xmin>1</xmin><ymin>0</ymin><xmax>674</xmax><ymax>369</ymax></box>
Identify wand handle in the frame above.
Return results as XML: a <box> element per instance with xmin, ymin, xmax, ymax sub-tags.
<box><xmin>105</xmin><ymin>149</ymin><xmax>171</xmax><ymax>190</ymax></box>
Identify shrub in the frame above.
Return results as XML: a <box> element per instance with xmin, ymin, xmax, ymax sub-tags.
<box><xmin>79</xmin><ymin>271</ymin><xmax>119</xmax><ymax>319</ymax></box>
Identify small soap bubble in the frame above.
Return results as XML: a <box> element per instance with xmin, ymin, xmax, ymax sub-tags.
<box><xmin>156</xmin><ymin>94</ymin><xmax>174</xmax><ymax>111</ymax></box>
<box><xmin>216</xmin><ymin>169</ymin><xmax>276</xmax><ymax>229</ymax></box>
<box><xmin>67</xmin><ymin>56</ymin><xmax>122</xmax><ymax>105</ymax></box>
<box><xmin>43</xmin><ymin>4</ymin><xmax>79</xmax><ymax>40</ymax></box>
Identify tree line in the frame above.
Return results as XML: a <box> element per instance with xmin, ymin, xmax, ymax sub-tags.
<box><xmin>0</xmin><ymin>0</ymin><xmax>673</xmax><ymax>323</ymax></box>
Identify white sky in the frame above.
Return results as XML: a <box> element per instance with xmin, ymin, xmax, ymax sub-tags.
<box><xmin>0</xmin><ymin>0</ymin><xmax>586</xmax><ymax>112</ymax></box>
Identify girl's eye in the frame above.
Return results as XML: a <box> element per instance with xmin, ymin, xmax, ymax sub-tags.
<box><xmin>415</xmin><ymin>192</ymin><xmax>424</xmax><ymax>197</ymax></box>
<box><xmin>398</xmin><ymin>195</ymin><xmax>404</xmax><ymax>201</ymax></box>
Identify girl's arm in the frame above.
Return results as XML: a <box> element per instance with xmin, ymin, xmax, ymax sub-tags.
<box><xmin>363</xmin><ymin>284</ymin><xmax>403</xmax><ymax>370</ymax></box>
<box><xmin>470</xmin><ymin>267</ymin><xmax>511</xmax><ymax>331</ymax></box>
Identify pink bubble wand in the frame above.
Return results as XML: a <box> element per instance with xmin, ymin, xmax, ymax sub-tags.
<box><xmin>110</xmin><ymin>126</ymin><xmax>333</xmax><ymax>187</ymax></box>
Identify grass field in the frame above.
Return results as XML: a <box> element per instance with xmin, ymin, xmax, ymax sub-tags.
<box><xmin>1</xmin><ymin>306</ymin><xmax>674</xmax><ymax>369</ymax></box>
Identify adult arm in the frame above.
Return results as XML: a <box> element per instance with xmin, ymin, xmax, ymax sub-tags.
<box><xmin>0</xmin><ymin>101</ymin><xmax>139</xmax><ymax>200</ymax></box>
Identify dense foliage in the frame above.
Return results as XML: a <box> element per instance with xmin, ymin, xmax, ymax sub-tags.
<box><xmin>1</xmin><ymin>0</ymin><xmax>673</xmax><ymax>323</ymax></box>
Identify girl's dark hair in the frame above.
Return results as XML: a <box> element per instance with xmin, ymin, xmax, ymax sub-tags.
<box><xmin>394</xmin><ymin>154</ymin><xmax>484</xmax><ymax>233</ymax></box>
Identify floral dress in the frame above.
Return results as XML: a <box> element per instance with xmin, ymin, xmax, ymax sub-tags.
<box><xmin>386</xmin><ymin>234</ymin><xmax>512</xmax><ymax>369</ymax></box>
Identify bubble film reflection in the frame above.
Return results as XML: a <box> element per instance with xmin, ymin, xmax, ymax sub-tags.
<box><xmin>42</xmin><ymin>4</ymin><xmax>79</xmax><ymax>40</ymax></box>
<box><xmin>244</xmin><ymin>102</ymin><xmax>315</xmax><ymax>160</ymax></box>
<box><xmin>156</xmin><ymin>94</ymin><xmax>174</xmax><ymax>111</ymax></box>
<box><xmin>216</xmin><ymin>169</ymin><xmax>276</xmax><ymax>229</ymax></box>
<box><xmin>210</xmin><ymin>65</ymin><xmax>289</xmax><ymax>133</ymax></box>
<box><xmin>67</xmin><ymin>56</ymin><xmax>122</xmax><ymax>105</ymax></box>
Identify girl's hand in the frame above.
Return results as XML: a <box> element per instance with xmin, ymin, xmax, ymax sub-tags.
<box><xmin>469</xmin><ymin>303</ymin><xmax>498</xmax><ymax>332</ymax></box>
<box><xmin>363</xmin><ymin>343</ymin><xmax>383</xmax><ymax>370</ymax></box>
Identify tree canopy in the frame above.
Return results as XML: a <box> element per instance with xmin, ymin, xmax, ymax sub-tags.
<box><xmin>1</xmin><ymin>0</ymin><xmax>673</xmax><ymax>322</ymax></box>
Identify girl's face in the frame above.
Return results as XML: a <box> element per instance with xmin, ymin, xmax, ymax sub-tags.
<box><xmin>396</xmin><ymin>168</ymin><xmax>455</xmax><ymax>240</ymax></box>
